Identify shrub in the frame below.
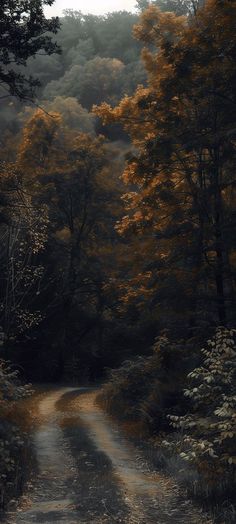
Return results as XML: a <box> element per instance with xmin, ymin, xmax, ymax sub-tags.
<box><xmin>98</xmin><ymin>334</ymin><xmax>192</xmax><ymax>431</ymax></box>
<box><xmin>168</xmin><ymin>328</ymin><xmax>236</xmax><ymax>480</ymax></box>
<box><xmin>0</xmin><ymin>360</ymin><xmax>32</xmax><ymax>510</ymax></box>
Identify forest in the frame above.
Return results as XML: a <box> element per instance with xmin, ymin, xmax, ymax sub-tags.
<box><xmin>0</xmin><ymin>0</ymin><xmax>236</xmax><ymax>523</ymax></box>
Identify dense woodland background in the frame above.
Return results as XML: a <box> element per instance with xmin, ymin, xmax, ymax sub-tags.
<box><xmin>1</xmin><ymin>0</ymin><xmax>235</xmax><ymax>382</ymax></box>
<box><xmin>0</xmin><ymin>0</ymin><xmax>236</xmax><ymax>519</ymax></box>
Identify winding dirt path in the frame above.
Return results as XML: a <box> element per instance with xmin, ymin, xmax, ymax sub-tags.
<box><xmin>5</xmin><ymin>387</ymin><xmax>211</xmax><ymax>524</ymax></box>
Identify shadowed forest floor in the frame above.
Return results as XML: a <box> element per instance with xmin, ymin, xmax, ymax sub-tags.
<box><xmin>3</xmin><ymin>388</ymin><xmax>211</xmax><ymax>524</ymax></box>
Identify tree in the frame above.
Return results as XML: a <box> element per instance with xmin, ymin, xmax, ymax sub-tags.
<box><xmin>136</xmin><ymin>0</ymin><xmax>203</xmax><ymax>15</ymax></box>
<box><xmin>45</xmin><ymin>97</ymin><xmax>95</xmax><ymax>134</ymax></box>
<box><xmin>0</xmin><ymin>161</ymin><xmax>47</xmax><ymax>342</ymax></box>
<box><xmin>14</xmin><ymin>108</ymin><xmax>125</xmax><ymax>379</ymax></box>
<box><xmin>44</xmin><ymin>57</ymin><xmax>126</xmax><ymax>109</ymax></box>
<box><xmin>0</xmin><ymin>0</ymin><xmax>60</xmax><ymax>101</ymax></box>
<box><xmin>96</xmin><ymin>0</ymin><xmax>236</xmax><ymax>328</ymax></box>
<box><xmin>136</xmin><ymin>0</ymin><xmax>150</xmax><ymax>11</ymax></box>
<box><xmin>47</xmin><ymin>135</ymin><xmax>125</xmax><ymax>378</ymax></box>
<box><xmin>53</xmin><ymin>10</ymin><xmax>141</xmax><ymax>69</ymax></box>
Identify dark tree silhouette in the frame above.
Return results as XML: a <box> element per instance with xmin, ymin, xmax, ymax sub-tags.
<box><xmin>0</xmin><ymin>0</ymin><xmax>60</xmax><ymax>101</ymax></box>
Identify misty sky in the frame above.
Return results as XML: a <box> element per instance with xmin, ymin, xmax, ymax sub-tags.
<box><xmin>44</xmin><ymin>0</ymin><xmax>137</xmax><ymax>17</ymax></box>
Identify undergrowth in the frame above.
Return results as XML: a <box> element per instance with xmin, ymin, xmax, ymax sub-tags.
<box><xmin>97</xmin><ymin>329</ymin><xmax>236</xmax><ymax>523</ymax></box>
<box><xmin>0</xmin><ymin>360</ymin><xmax>34</xmax><ymax>513</ymax></box>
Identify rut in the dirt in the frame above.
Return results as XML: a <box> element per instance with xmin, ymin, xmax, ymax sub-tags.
<box><xmin>5</xmin><ymin>388</ymin><xmax>80</xmax><ymax>524</ymax></box>
<box><xmin>69</xmin><ymin>390</ymin><xmax>210</xmax><ymax>524</ymax></box>
<box><xmin>4</xmin><ymin>388</ymin><xmax>210</xmax><ymax>524</ymax></box>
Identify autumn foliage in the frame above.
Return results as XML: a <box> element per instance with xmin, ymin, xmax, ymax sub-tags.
<box><xmin>0</xmin><ymin>0</ymin><xmax>236</xmax><ymax>518</ymax></box>
<box><xmin>96</xmin><ymin>0</ymin><xmax>236</xmax><ymax>331</ymax></box>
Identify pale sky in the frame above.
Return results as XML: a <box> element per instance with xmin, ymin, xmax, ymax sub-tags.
<box><xmin>44</xmin><ymin>0</ymin><xmax>137</xmax><ymax>17</ymax></box>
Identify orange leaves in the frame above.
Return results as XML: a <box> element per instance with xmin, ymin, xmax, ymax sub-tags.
<box><xmin>17</xmin><ymin>109</ymin><xmax>107</xmax><ymax>190</ymax></box>
<box><xmin>93</xmin><ymin>102</ymin><xmax>115</xmax><ymax>125</ymax></box>
<box><xmin>122</xmin><ymin>162</ymin><xmax>139</xmax><ymax>185</ymax></box>
<box><xmin>133</xmin><ymin>4</ymin><xmax>186</xmax><ymax>90</ymax></box>
<box><xmin>94</xmin><ymin>0</ymin><xmax>236</xmax><ymax>325</ymax></box>
<box><xmin>17</xmin><ymin>109</ymin><xmax>63</xmax><ymax>177</ymax></box>
<box><xmin>94</xmin><ymin>87</ymin><xmax>155</xmax><ymax>145</ymax></box>
<box><xmin>133</xmin><ymin>6</ymin><xmax>185</xmax><ymax>47</ymax></box>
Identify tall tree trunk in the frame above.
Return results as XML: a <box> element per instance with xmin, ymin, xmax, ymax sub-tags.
<box><xmin>214</xmin><ymin>170</ymin><xmax>226</xmax><ymax>324</ymax></box>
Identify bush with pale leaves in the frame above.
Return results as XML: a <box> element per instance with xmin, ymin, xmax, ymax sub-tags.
<box><xmin>168</xmin><ymin>328</ymin><xmax>236</xmax><ymax>471</ymax></box>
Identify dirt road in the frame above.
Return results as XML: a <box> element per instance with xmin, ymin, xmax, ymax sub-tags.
<box><xmin>4</xmin><ymin>388</ymin><xmax>210</xmax><ymax>524</ymax></box>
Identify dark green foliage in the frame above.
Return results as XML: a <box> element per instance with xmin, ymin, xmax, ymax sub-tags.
<box><xmin>44</xmin><ymin>57</ymin><xmax>125</xmax><ymax>109</ymax></box>
<box><xmin>0</xmin><ymin>0</ymin><xmax>60</xmax><ymax>100</ymax></box>
<box><xmin>0</xmin><ymin>361</ymin><xmax>32</xmax><ymax>511</ymax></box>
<box><xmin>57</xmin><ymin>10</ymin><xmax>141</xmax><ymax>65</ymax></box>
<box><xmin>98</xmin><ymin>335</ymin><xmax>194</xmax><ymax>431</ymax></box>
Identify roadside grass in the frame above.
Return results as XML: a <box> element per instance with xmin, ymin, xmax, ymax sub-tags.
<box><xmin>0</xmin><ymin>385</ymin><xmax>56</xmax><ymax>516</ymax></box>
<box><xmin>97</xmin><ymin>384</ymin><xmax>236</xmax><ymax>524</ymax></box>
